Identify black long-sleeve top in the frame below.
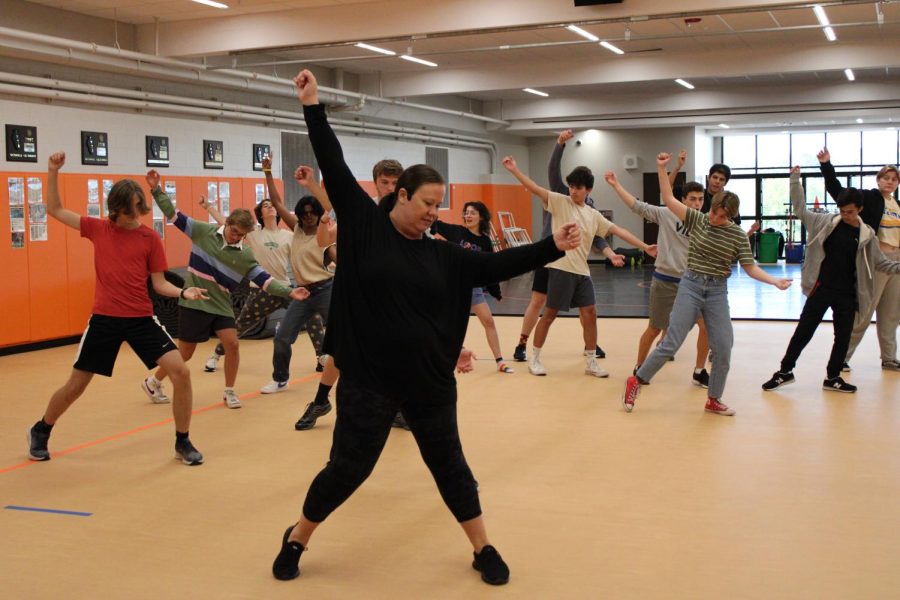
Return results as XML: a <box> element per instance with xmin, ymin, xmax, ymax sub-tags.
<box><xmin>430</xmin><ymin>220</ymin><xmax>502</xmax><ymax>300</ymax></box>
<box><xmin>819</xmin><ymin>160</ymin><xmax>884</xmax><ymax>233</ymax></box>
<box><xmin>305</xmin><ymin>103</ymin><xmax>563</xmax><ymax>403</ymax></box>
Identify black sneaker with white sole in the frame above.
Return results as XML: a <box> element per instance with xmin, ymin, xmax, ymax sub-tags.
<box><xmin>294</xmin><ymin>401</ymin><xmax>332</xmax><ymax>430</ymax></box>
<box><xmin>692</xmin><ymin>368</ymin><xmax>710</xmax><ymax>389</ymax></box>
<box><xmin>823</xmin><ymin>376</ymin><xmax>856</xmax><ymax>393</ymax></box>
<box><xmin>595</xmin><ymin>345</ymin><xmax>606</xmax><ymax>359</ymax></box>
<box><xmin>513</xmin><ymin>343</ymin><xmax>527</xmax><ymax>362</ymax></box>
<box><xmin>27</xmin><ymin>423</ymin><xmax>51</xmax><ymax>461</ymax></box>
<box><xmin>841</xmin><ymin>362</ymin><xmax>851</xmax><ymax>372</ymax></box>
<box><xmin>762</xmin><ymin>371</ymin><xmax>795</xmax><ymax>391</ymax></box>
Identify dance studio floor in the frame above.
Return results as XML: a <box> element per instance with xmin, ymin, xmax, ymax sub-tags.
<box><xmin>2</xmin><ymin>315</ymin><xmax>898</xmax><ymax>599</ymax></box>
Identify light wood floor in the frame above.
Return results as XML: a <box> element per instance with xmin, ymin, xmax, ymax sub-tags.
<box><xmin>2</xmin><ymin>317</ymin><xmax>899</xmax><ymax>600</ymax></box>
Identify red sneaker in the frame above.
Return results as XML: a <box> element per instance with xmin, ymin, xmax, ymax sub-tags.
<box><xmin>622</xmin><ymin>375</ymin><xmax>641</xmax><ymax>412</ymax></box>
<box><xmin>704</xmin><ymin>397</ymin><xmax>735</xmax><ymax>416</ymax></box>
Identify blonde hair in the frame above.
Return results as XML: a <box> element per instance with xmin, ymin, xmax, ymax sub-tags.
<box><xmin>711</xmin><ymin>191</ymin><xmax>740</xmax><ymax>219</ymax></box>
<box><xmin>226</xmin><ymin>208</ymin><xmax>255</xmax><ymax>232</ymax></box>
<box><xmin>876</xmin><ymin>165</ymin><xmax>899</xmax><ymax>181</ymax></box>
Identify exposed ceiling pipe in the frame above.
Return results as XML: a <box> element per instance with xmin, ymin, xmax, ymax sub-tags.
<box><xmin>0</xmin><ymin>80</ymin><xmax>498</xmax><ymax>171</ymax></box>
<box><xmin>0</xmin><ymin>26</ymin><xmax>509</xmax><ymax>127</ymax></box>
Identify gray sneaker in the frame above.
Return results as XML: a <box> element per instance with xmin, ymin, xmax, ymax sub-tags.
<box><xmin>881</xmin><ymin>360</ymin><xmax>900</xmax><ymax>371</ymax></box>
<box><xmin>175</xmin><ymin>438</ymin><xmax>204</xmax><ymax>466</ymax></box>
<box><xmin>27</xmin><ymin>424</ymin><xmax>51</xmax><ymax>461</ymax></box>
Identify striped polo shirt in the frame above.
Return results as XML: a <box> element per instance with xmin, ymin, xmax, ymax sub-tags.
<box><xmin>682</xmin><ymin>207</ymin><xmax>754</xmax><ymax>278</ymax></box>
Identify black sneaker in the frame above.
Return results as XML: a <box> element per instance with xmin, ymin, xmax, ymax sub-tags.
<box><xmin>174</xmin><ymin>438</ymin><xmax>204</xmax><ymax>466</ymax></box>
<box><xmin>315</xmin><ymin>362</ymin><xmax>324</xmax><ymax>373</ymax></box>
<box><xmin>27</xmin><ymin>423</ymin><xmax>50</xmax><ymax>461</ymax></box>
<box><xmin>392</xmin><ymin>411</ymin><xmax>411</xmax><ymax>430</ymax></box>
<box><xmin>841</xmin><ymin>362</ymin><xmax>851</xmax><ymax>372</ymax></box>
<box><xmin>595</xmin><ymin>345</ymin><xmax>606</xmax><ymax>359</ymax></box>
<box><xmin>513</xmin><ymin>343</ymin><xmax>527</xmax><ymax>362</ymax></box>
<box><xmin>692</xmin><ymin>368</ymin><xmax>710</xmax><ymax>389</ymax></box>
<box><xmin>762</xmin><ymin>371</ymin><xmax>795</xmax><ymax>391</ymax></box>
<box><xmin>823</xmin><ymin>376</ymin><xmax>856</xmax><ymax>393</ymax></box>
<box><xmin>272</xmin><ymin>525</ymin><xmax>304</xmax><ymax>581</ymax></box>
<box><xmin>472</xmin><ymin>545</ymin><xmax>509</xmax><ymax>585</ymax></box>
<box><xmin>294</xmin><ymin>401</ymin><xmax>332</xmax><ymax>431</ymax></box>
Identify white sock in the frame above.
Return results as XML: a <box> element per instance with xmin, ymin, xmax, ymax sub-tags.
<box><xmin>694</xmin><ymin>368</ymin><xmax>704</xmax><ymax>374</ymax></box>
<box><xmin>149</xmin><ymin>375</ymin><xmax>161</xmax><ymax>385</ymax></box>
<box><xmin>583</xmin><ymin>349</ymin><xmax>593</xmax><ymax>357</ymax></box>
<box><xmin>533</xmin><ymin>347</ymin><xmax>542</xmax><ymax>360</ymax></box>
<box><xmin>224</xmin><ymin>387</ymin><xmax>235</xmax><ymax>393</ymax></box>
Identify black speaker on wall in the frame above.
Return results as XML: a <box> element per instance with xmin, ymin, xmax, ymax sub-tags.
<box><xmin>574</xmin><ymin>0</ymin><xmax>623</xmax><ymax>5</ymax></box>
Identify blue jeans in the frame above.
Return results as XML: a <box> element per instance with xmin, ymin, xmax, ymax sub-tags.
<box><xmin>636</xmin><ymin>270</ymin><xmax>732</xmax><ymax>400</ymax></box>
<box><xmin>271</xmin><ymin>279</ymin><xmax>333</xmax><ymax>382</ymax></box>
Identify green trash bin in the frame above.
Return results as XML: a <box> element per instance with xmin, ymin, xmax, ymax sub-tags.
<box><xmin>758</xmin><ymin>232</ymin><xmax>780</xmax><ymax>263</ymax></box>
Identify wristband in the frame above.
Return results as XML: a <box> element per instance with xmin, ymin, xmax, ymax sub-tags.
<box><xmin>180</xmin><ymin>288</ymin><xmax>187</xmax><ymax>299</ymax></box>
<box><xmin>263</xmin><ymin>168</ymin><xmax>272</xmax><ymax>173</ymax></box>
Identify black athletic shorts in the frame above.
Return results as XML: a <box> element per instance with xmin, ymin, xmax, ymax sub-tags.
<box><xmin>178</xmin><ymin>306</ymin><xmax>236</xmax><ymax>343</ymax></box>
<box><xmin>73</xmin><ymin>314</ymin><xmax>178</xmax><ymax>376</ymax></box>
<box><xmin>531</xmin><ymin>267</ymin><xmax>550</xmax><ymax>294</ymax></box>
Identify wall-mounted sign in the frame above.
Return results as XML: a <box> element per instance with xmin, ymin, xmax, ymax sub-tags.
<box><xmin>146</xmin><ymin>135</ymin><xmax>169</xmax><ymax>168</ymax></box>
<box><xmin>252</xmin><ymin>144</ymin><xmax>271</xmax><ymax>171</ymax></box>
<box><xmin>203</xmin><ymin>140</ymin><xmax>224</xmax><ymax>170</ymax></box>
<box><xmin>81</xmin><ymin>131</ymin><xmax>109</xmax><ymax>166</ymax></box>
<box><xmin>6</xmin><ymin>125</ymin><xmax>38</xmax><ymax>162</ymax></box>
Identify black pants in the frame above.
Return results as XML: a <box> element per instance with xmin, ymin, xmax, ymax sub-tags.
<box><xmin>780</xmin><ymin>285</ymin><xmax>856</xmax><ymax>379</ymax></box>
<box><xmin>302</xmin><ymin>378</ymin><xmax>481</xmax><ymax>523</ymax></box>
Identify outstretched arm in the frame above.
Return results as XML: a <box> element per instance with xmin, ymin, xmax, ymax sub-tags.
<box><xmin>817</xmin><ymin>148</ymin><xmax>845</xmax><ymax>202</ymax></box>
<box><xmin>604</xmin><ymin>171</ymin><xmax>638</xmax><ymax>210</ymax></box>
<box><xmin>199</xmin><ymin>196</ymin><xmax>225</xmax><ymax>226</ymax></box>
<box><xmin>548</xmin><ymin>130</ymin><xmax>573</xmax><ymax>195</ymax></box>
<box><xmin>742</xmin><ymin>263</ymin><xmax>792</xmax><ymax>290</ymax></box>
<box><xmin>295</xmin><ymin>165</ymin><xmax>332</xmax><ymax>213</ymax></box>
<box><xmin>146</xmin><ymin>170</ymin><xmax>176</xmax><ymax>221</ymax></box>
<box><xmin>46</xmin><ymin>152</ymin><xmax>81</xmax><ymax>230</ymax></box>
<box><xmin>262</xmin><ymin>153</ymin><xmax>298</xmax><ymax>230</ymax></box>
<box><xmin>502</xmin><ymin>155</ymin><xmax>550</xmax><ymax>207</ymax></box>
<box><xmin>657</xmin><ymin>152</ymin><xmax>687</xmax><ymax>222</ymax></box>
<box><xmin>608</xmin><ymin>224</ymin><xmax>657</xmax><ymax>257</ymax></box>
<box><xmin>150</xmin><ymin>272</ymin><xmax>209</xmax><ymax>301</ymax></box>
<box><xmin>668</xmin><ymin>149</ymin><xmax>686</xmax><ymax>187</ymax></box>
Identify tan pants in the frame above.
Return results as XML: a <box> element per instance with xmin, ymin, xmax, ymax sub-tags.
<box><xmin>846</xmin><ymin>249</ymin><xmax>900</xmax><ymax>363</ymax></box>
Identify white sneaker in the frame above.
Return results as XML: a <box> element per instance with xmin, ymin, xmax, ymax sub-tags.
<box><xmin>261</xmin><ymin>380</ymin><xmax>288</xmax><ymax>394</ymax></box>
<box><xmin>528</xmin><ymin>357</ymin><xmax>547</xmax><ymax>376</ymax></box>
<box><xmin>585</xmin><ymin>355</ymin><xmax>609</xmax><ymax>378</ymax></box>
<box><xmin>141</xmin><ymin>377</ymin><xmax>170</xmax><ymax>404</ymax></box>
<box><xmin>204</xmin><ymin>353</ymin><xmax>220</xmax><ymax>373</ymax></box>
<box><xmin>223</xmin><ymin>389</ymin><xmax>242</xmax><ymax>409</ymax></box>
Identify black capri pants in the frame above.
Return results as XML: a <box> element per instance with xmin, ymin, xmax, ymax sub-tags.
<box><xmin>302</xmin><ymin>378</ymin><xmax>481</xmax><ymax>524</ymax></box>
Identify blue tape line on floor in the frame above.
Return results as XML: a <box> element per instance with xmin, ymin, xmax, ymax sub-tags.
<box><xmin>5</xmin><ymin>505</ymin><xmax>92</xmax><ymax>517</ymax></box>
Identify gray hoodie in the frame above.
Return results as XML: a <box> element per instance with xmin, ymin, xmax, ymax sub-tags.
<box><xmin>791</xmin><ymin>173</ymin><xmax>900</xmax><ymax>316</ymax></box>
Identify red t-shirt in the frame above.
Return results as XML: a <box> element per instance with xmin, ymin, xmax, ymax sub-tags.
<box><xmin>80</xmin><ymin>217</ymin><xmax>168</xmax><ymax>317</ymax></box>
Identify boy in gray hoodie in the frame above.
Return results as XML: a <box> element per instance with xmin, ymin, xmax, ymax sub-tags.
<box><xmin>762</xmin><ymin>166</ymin><xmax>900</xmax><ymax>393</ymax></box>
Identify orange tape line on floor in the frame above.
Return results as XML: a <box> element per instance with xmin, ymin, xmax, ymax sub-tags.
<box><xmin>0</xmin><ymin>373</ymin><xmax>321</xmax><ymax>475</ymax></box>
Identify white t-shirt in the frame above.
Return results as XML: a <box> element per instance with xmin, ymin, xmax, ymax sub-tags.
<box><xmin>244</xmin><ymin>227</ymin><xmax>293</xmax><ymax>287</ymax></box>
<box><xmin>546</xmin><ymin>191</ymin><xmax>613</xmax><ymax>276</ymax></box>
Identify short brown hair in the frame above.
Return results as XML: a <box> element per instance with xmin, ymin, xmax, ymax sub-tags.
<box><xmin>107</xmin><ymin>179</ymin><xmax>149</xmax><ymax>222</ymax></box>
<box><xmin>876</xmin><ymin>165</ymin><xmax>899</xmax><ymax>181</ymax></box>
<box><xmin>372</xmin><ymin>159</ymin><xmax>403</xmax><ymax>180</ymax></box>
<box><xmin>711</xmin><ymin>191</ymin><xmax>740</xmax><ymax>219</ymax></box>
<box><xmin>226</xmin><ymin>208</ymin><xmax>255</xmax><ymax>232</ymax></box>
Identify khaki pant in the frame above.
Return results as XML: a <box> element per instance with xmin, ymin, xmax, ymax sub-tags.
<box><xmin>846</xmin><ymin>249</ymin><xmax>900</xmax><ymax>362</ymax></box>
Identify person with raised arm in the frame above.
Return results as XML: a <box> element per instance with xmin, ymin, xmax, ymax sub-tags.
<box><xmin>141</xmin><ymin>169</ymin><xmax>309</xmax><ymax>410</ymax></box>
<box><xmin>621</xmin><ymin>152</ymin><xmax>791</xmax><ymax>416</ymax></box>
<box><xmin>270</xmin><ymin>69</ymin><xmax>580</xmax><ymax>587</ymax></box>
<box><xmin>501</xmin><ymin>154</ymin><xmax>656</xmax><ymax>378</ymax></box>
<box><xmin>28</xmin><ymin>152</ymin><xmax>209</xmax><ymax>465</ymax></box>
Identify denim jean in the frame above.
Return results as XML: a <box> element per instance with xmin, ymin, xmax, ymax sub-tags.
<box><xmin>271</xmin><ymin>279</ymin><xmax>333</xmax><ymax>382</ymax></box>
<box><xmin>636</xmin><ymin>270</ymin><xmax>732</xmax><ymax>400</ymax></box>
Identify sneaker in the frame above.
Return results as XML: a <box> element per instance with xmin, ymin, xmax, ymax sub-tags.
<box><xmin>704</xmin><ymin>397</ymin><xmax>735</xmax><ymax>416</ymax></box>
<box><xmin>141</xmin><ymin>376</ymin><xmax>170</xmax><ymax>404</ymax></box>
<box><xmin>392</xmin><ymin>411</ymin><xmax>411</xmax><ymax>430</ymax></box>
<box><xmin>528</xmin><ymin>356</ymin><xmax>547</xmax><ymax>376</ymax></box>
<box><xmin>762</xmin><ymin>371</ymin><xmax>795</xmax><ymax>391</ymax></box>
<box><xmin>27</xmin><ymin>424</ymin><xmax>50</xmax><ymax>461</ymax></box>
<box><xmin>315</xmin><ymin>362</ymin><xmax>324</xmax><ymax>373</ymax></box>
<box><xmin>513</xmin><ymin>343</ymin><xmax>527</xmax><ymax>362</ymax></box>
<box><xmin>272</xmin><ymin>525</ymin><xmax>305</xmax><ymax>581</ymax></box>
<box><xmin>622</xmin><ymin>375</ymin><xmax>641</xmax><ymax>412</ymax></box>
<box><xmin>823</xmin><ymin>376</ymin><xmax>857</xmax><ymax>393</ymax></box>
<box><xmin>295</xmin><ymin>401</ymin><xmax>332</xmax><ymax>430</ymax></box>
<box><xmin>841</xmin><ymin>361</ymin><xmax>851</xmax><ymax>373</ymax></box>
<box><xmin>174</xmin><ymin>438</ymin><xmax>204</xmax><ymax>465</ymax></box>
<box><xmin>595</xmin><ymin>345</ymin><xmax>606</xmax><ymax>359</ymax></box>
<box><xmin>882</xmin><ymin>360</ymin><xmax>900</xmax><ymax>371</ymax></box>
<box><xmin>497</xmin><ymin>362</ymin><xmax>515</xmax><ymax>374</ymax></box>
<box><xmin>261</xmin><ymin>380</ymin><xmax>288</xmax><ymax>394</ymax></box>
<box><xmin>585</xmin><ymin>355</ymin><xmax>609</xmax><ymax>378</ymax></box>
<box><xmin>223</xmin><ymin>389</ymin><xmax>242</xmax><ymax>409</ymax></box>
<box><xmin>692</xmin><ymin>368</ymin><xmax>710</xmax><ymax>389</ymax></box>
<box><xmin>204</xmin><ymin>353</ymin><xmax>220</xmax><ymax>373</ymax></box>
<box><xmin>472</xmin><ymin>545</ymin><xmax>510</xmax><ymax>586</ymax></box>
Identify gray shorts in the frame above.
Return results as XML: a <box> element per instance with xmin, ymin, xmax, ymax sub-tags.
<box><xmin>648</xmin><ymin>276</ymin><xmax>680</xmax><ymax>330</ymax></box>
<box><xmin>546</xmin><ymin>268</ymin><xmax>595</xmax><ymax>311</ymax></box>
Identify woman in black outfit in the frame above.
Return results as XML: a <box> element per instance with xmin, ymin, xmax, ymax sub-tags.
<box><xmin>272</xmin><ymin>70</ymin><xmax>580</xmax><ymax>587</ymax></box>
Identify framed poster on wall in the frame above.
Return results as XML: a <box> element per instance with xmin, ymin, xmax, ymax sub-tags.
<box><xmin>146</xmin><ymin>135</ymin><xmax>169</xmax><ymax>167</ymax></box>
<box><xmin>6</xmin><ymin>125</ymin><xmax>37</xmax><ymax>162</ymax></box>
<box><xmin>81</xmin><ymin>131</ymin><xmax>109</xmax><ymax>166</ymax></box>
<box><xmin>203</xmin><ymin>140</ymin><xmax>224</xmax><ymax>169</ymax></box>
<box><xmin>252</xmin><ymin>144</ymin><xmax>271</xmax><ymax>171</ymax></box>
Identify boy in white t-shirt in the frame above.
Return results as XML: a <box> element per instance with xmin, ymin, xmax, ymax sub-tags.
<box><xmin>502</xmin><ymin>156</ymin><xmax>657</xmax><ymax>377</ymax></box>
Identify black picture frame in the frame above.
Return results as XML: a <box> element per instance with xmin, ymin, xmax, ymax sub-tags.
<box><xmin>6</xmin><ymin>124</ymin><xmax>38</xmax><ymax>162</ymax></box>
<box><xmin>252</xmin><ymin>144</ymin><xmax>271</xmax><ymax>171</ymax></box>
<box><xmin>146</xmin><ymin>135</ymin><xmax>170</xmax><ymax>168</ymax></box>
<box><xmin>203</xmin><ymin>140</ymin><xmax>224</xmax><ymax>170</ymax></box>
<box><xmin>81</xmin><ymin>131</ymin><xmax>109</xmax><ymax>166</ymax></box>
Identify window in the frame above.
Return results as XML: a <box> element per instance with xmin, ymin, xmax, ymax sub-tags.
<box><xmin>723</xmin><ymin>135</ymin><xmax>756</xmax><ymax>170</ymax></box>
<box><xmin>757</xmin><ymin>134</ymin><xmax>790</xmax><ymax>169</ymax></box>
<box><xmin>791</xmin><ymin>133</ymin><xmax>825</xmax><ymax>167</ymax></box>
<box><xmin>825</xmin><ymin>131</ymin><xmax>861</xmax><ymax>167</ymax></box>
<box><xmin>726</xmin><ymin>178</ymin><xmax>757</xmax><ymax>220</ymax></box>
<box><xmin>862</xmin><ymin>130</ymin><xmax>899</xmax><ymax>167</ymax></box>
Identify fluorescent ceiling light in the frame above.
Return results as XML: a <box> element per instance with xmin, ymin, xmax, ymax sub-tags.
<box><xmin>856</xmin><ymin>118</ymin><xmax>864</xmax><ymax>123</ymax></box>
<box><xmin>356</xmin><ymin>42</ymin><xmax>396</xmax><ymax>56</ymax></box>
<box><xmin>844</xmin><ymin>68</ymin><xmax>855</xmax><ymax>81</ymax></box>
<box><xmin>191</xmin><ymin>0</ymin><xmax>229</xmax><ymax>8</ymax></box>
<box><xmin>599</xmin><ymin>41</ymin><xmax>625</xmax><ymax>55</ymax></box>
<box><xmin>675</xmin><ymin>79</ymin><xmax>695</xmax><ymax>90</ymax></box>
<box><xmin>813</xmin><ymin>5</ymin><xmax>830</xmax><ymax>26</ymax></box>
<box><xmin>567</xmin><ymin>25</ymin><xmax>599</xmax><ymax>42</ymax></box>
<box><xmin>718</xmin><ymin>123</ymin><xmax>730</xmax><ymax>129</ymax></box>
<box><xmin>400</xmin><ymin>55</ymin><xmax>437</xmax><ymax>67</ymax></box>
<box><xmin>523</xmin><ymin>88</ymin><xmax>549</xmax><ymax>97</ymax></box>
<box><xmin>823</xmin><ymin>26</ymin><xmax>837</xmax><ymax>41</ymax></box>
